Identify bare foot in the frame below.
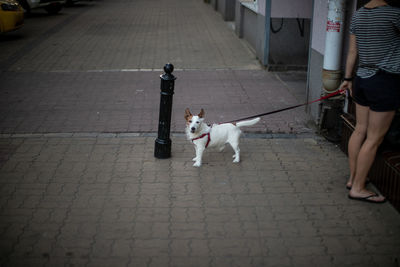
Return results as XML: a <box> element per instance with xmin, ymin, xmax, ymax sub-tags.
<box><xmin>346</xmin><ymin>174</ymin><xmax>355</xmax><ymax>189</ymax></box>
<box><xmin>346</xmin><ymin>177</ymin><xmax>370</xmax><ymax>190</ymax></box>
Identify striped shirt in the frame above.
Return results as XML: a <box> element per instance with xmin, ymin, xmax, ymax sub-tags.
<box><xmin>350</xmin><ymin>6</ymin><xmax>400</xmax><ymax>78</ymax></box>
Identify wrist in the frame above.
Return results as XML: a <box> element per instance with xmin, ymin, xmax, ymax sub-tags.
<box><xmin>343</xmin><ymin>77</ymin><xmax>353</xmax><ymax>81</ymax></box>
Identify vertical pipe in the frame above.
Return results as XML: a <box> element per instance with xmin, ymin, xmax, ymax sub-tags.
<box><xmin>263</xmin><ymin>0</ymin><xmax>272</xmax><ymax>66</ymax></box>
<box><xmin>322</xmin><ymin>0</ymin><xmax>346</xmax><ymax>92</ymax></box>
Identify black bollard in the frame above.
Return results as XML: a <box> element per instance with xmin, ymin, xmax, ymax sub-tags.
<box><xmin>154</xmin><ymin>63</ymin><xmax>176</xmax><ymax>159</ymax></box>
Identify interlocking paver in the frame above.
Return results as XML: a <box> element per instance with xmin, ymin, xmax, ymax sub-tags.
<box><xmin>0</xmin><ymin>0</ymin><xmax>399</xmax><ymax>266</ymax></box>
<box><xmin>0</xmin><ymin>135</ymin><xmax>399</xmax><ymax>266</ymax></box>
<box><xmin>0</xmin><ymin>69</ymin><xmax>314</xmax><ymax>134</ymax></box>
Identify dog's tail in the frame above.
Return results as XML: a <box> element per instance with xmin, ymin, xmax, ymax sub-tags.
<box><xmin>236</xmin><ymin>117</ymin><xmax>260</xmax><ymax>128</ymax></box>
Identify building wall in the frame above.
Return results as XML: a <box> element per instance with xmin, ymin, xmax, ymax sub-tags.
<box><xmin>255</xmin><ymin>14</ymin><xmax>266</xmax><ymax>64</ymax></box>
<box><xmin>307</xmin><ymin>0</ymin><xmax>327</xmax><ymax>119</ymax></box>
<box><xmin>268</xmin><ymin>0</ymin><xmax>312</xmax><ymax>69</ymax></box>
<box><xmin>236</xmin><ymin>0</ymin><xmax>312</xmax><ymax>68</ymax></box>
<box><xmin>217</xmin><ymin>0</ymin><xmax>226</xmax><ymax>16</ymax></box>
<box><xmin>217</xmin><ymin>0</ymin><xmax>236</xmax><ymax>21</ymax></box>
<box><xmin>307</xmin><ymin>49</ymin><xmax>324</xmax><ymax>119</ymax></box>
<box><xmin>269</xmin><ymin>18</ymin><xmax>311</xmax><ymax>69</ymax></box>
<box><xmin>258</xmin><ymin>0</ymin><xmax>312</xmax><ymax>17</ymax></box>
<box><xmin>242</xmin><ymin>7</ymin><xmax>258</xmax><ymax>50</ymax></box>
<box><xmin>235</xmin><ymin>0</ymin><xmax>265</xmax><ymax>62</ymax></box>
<box><xmin>271</xmin><ymin>0</ymin><xmax>312</xmax><ymax>18</ymax></box>
<box><xmin>210</xmin><ymin>0</ymin><xmax>217</xmax><ymax>10</ymax></box>
<box><xmin>311</xmin><ymin>0</ymin><xmax>328</xmax><ymax>55</ymax></box>
<box><xmin>235</xmin><ymin>0</ymin><xmax>360</xmax><ymax>122</ymax></box>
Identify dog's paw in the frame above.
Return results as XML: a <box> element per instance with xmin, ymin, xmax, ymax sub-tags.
<box><xmin>233</xmin><ymin>158</ymin><xmax>240</xmax><ymax>163</ymax></box>
<box><xmin>192</xmin><ymin>157</ymin><xmax>197</xmax><ymax>162</ymax></box>
<box><xmin>193</xmin><ymin>162</ymin><xmax>201</xmax><ymax>167</ymax></box>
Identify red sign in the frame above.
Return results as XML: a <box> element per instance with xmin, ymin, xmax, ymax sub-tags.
<box><xmin>326</xmin><ymin>21</ymin><xmax>341</xmax><ymax>32</ymax></box>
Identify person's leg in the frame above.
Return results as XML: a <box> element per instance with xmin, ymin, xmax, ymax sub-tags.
<box><xmin>349</xmin><ymin>109</ymin><xmax>395</xmax><ymax>201</ymax></box>
<box><xmin>346</xmin><ymin>104</ymin><xmax>369</xmax><ymax>188</ymax></box>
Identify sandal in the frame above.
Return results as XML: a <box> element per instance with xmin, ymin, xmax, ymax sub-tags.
<box><xmin>348</xmin><ymin>193</ymin><xmax>386</xmax><ymax>204</ymax></box>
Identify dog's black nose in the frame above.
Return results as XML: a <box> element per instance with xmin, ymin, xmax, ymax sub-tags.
<box><xmin>191</xmin><ymin>127</ymin><xmax>195</xmax><ymax>132</ymax></box>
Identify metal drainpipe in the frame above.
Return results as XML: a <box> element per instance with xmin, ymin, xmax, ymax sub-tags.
<box><xmin>322</xmin><ymin>0</ymin><xmax>346</xmax><ymax>92</ymax></box>
<box><xmin>263</xmin><ymin>0</ymin><xmax>271</xmax><ymax>67</ymax></box>
<box><xmin>319</xmin><ymin>0</ymin><xmax>347</xmax><ymax>141</ymax></box>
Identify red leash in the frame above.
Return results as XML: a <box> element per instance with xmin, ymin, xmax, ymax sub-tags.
<box><xmin>222</xmin><ymin>89</ymin><xmax>345</xmax><ymax>124</ymax></box>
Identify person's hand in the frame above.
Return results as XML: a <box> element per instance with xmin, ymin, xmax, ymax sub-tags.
<box><xmin>339</xmin><ymin>80</ymin><xmax>353</xmax><ymax>97</ymax></box>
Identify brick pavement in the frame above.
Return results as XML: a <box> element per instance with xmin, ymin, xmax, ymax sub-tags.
<box><xmin>0</xmin><ymin>134</ymin><xmax>400</xmax><ymax>267</ymax></box>
<box><xmin>0</xmin><ymin>70</ymin><xmax>311</xmax><ymax>134</ymax></box>
<box><xmin>0</xmin><ymin>0</ymin><xmax>259</xmax><ymax>72</ymax></box>
<box><xmin>1</xmin><ymin>0</ymin><xmax>400</xmax><ymax>266</ymax></box>
<box><xmin>0</xmin><ymin>0</ymin><xmax>311</xmax><ymax>135</ymax></box>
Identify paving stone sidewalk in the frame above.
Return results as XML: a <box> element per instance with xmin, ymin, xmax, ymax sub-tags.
<box><xmin>0</xmin><ymin>0</ymin><xmax>260</xmax><ymax>72</ymax></box>
<box><xmin>0</xmin><ymin>0</ymin><xmax>313</xmax><ymax>135</ymax></box>
<box><xmin>1</xmin><ymin>0</ymin><xmax>399</xmax><ymax>266</ymax></box>
<box><xmin>0</xmin><ymin>70</ymin><xmax>311</xmax><ymax>135</ymax></box>
<box><xmin>0</xmin><ymin>134</ymin><xmax>399</xmax><ymax>267</ymax></box>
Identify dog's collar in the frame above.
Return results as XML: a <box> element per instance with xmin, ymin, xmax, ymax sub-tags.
<box><xmin>191</xmin><ymin>132</ymin><xmax>211</xmax><ymax>148</ymax></box>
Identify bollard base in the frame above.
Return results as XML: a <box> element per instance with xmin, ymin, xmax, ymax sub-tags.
<box><xmin>154</xmin><ymin>138</ymin><xmax>171</xmax><ymax>159</ymax></box>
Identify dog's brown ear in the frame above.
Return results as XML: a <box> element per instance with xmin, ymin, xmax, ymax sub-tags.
<box><xmin>184</xmin><ymin>108</ymin><xmax>192</xmax><ymax>120</ymax></box>
<box><xmin>198</xmin><ymin>109</ymin><xmax>205</xmax><ymax>118</ymax></box>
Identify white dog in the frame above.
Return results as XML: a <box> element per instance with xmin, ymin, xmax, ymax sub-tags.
<box><xmin>185</xmin><ymin>108</ymin><xmax>260</xmax><ymax>167</ymax></box>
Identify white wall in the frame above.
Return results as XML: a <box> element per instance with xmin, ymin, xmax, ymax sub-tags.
<box><xmin>258</xmin><ymin>0</ymin><xmax>266</xmax><ymax>15</ymax></box>
<box><xmin>258</xmin><ymin>0</ymin><xmax>312</xmax><ymax>18</ymax></box>
<box><xmin>311</xmin><ymin>0</ymin><xmax>328</xmax><ymax>54</ymax></box>
<box><xmin>272</xmin><ymin>0</ymin><xmax>313</xmax><ymax>18</ymax></box>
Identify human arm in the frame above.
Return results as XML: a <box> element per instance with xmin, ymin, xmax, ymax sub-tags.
<box><xmin>339</xmin><ymin>34</ymin><xmax>358</xmax><ymax>96</ymax></box>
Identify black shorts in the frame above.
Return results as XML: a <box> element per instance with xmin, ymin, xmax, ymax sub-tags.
<box><xmin>353</xmin><ymin>70</ymin><xmax>400</xmax><ymax>112</ymax></box>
